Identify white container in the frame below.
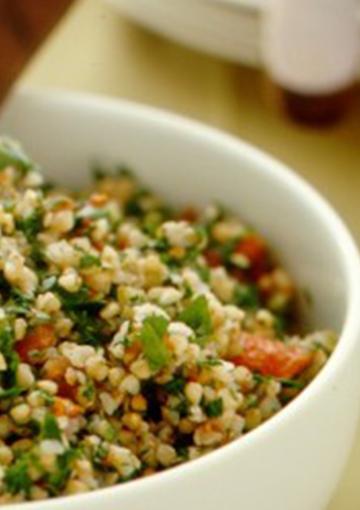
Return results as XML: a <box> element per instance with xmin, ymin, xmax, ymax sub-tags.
<box><xmin>262</xmin><ymin>0</ymin><xmax>360</xmax><ymax>95</ymax></box>
<box><xmin>1</xmin><ymin>88</ymin><xmax>360</xmax><ymax>510</ymax></box>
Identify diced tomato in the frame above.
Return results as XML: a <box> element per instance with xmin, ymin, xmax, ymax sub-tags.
<box><xmin>52</xmin><ymin>397</ymin><xmax>82</xmax><ymax>418</ymax></box>
<box><xmin>230</xmin><ymin>333</ymin><xmax>313</xmax><ymax>379</ymax></box>
<box><xmin>230</xmin><ymin>267</ymin><xmax>246</xmax><ymax>282</ymax></box>
<box><xmin>118</xmin><ymin>238</ymin><xmax>128</xmax><ymax>250</ymax></box>
<box><xmin>179</xmin><ymin>207</ymin><xmax>198</xmax><ymax>223</ymax></box>
<box><xmin>92</xmin><ymin>241</ymin><xmax>104</xmax><ymax>251</ymax></box>
<box><xmin>204</xmin><ymin>249</ymin><xmax>222</xmax><ymax>268</ymax></box>
<box><xmin>16</xmin><ymin>325</ymin><xmax>56</xmax><ymax>364</ymax></box>
<box><xmin>235</xmin><ymin>235</ymin><xmax>268</xmax><ymax>279</ymax></box>
<box><xmin>57</xmin><ymin>380</ymin><xmax>78</xmax><ymax>401</ymax></box>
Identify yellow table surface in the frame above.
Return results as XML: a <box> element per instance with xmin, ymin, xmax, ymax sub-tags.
<box><xmin>19</xmin><ymin>0</ymin><xmax>360</xmax><ymax>508</ymax></box>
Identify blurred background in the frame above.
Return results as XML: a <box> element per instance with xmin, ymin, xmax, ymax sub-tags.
<box><xmin>4</xmin><ymin>0</ymin><xmax>360</xmax><ymax>507</ymax></box>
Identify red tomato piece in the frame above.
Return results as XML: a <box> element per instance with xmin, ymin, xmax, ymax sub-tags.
<box><xmin>236</xmin><ymin>235</ymin><xmax>268</xmax><ymax>278</ymax></box>
<box><xmin>57</xmin><ymin>380</ymin><xmax>78</xmax><ymax>400</ymax></box>
<box><xmin>204</xmin><ymin>249</ymin><xmax>223</xmax><ymax>268</ymax></box>
<box><xmin>230</xmin><ymin>333</ymin><xmax>313</xmax><ymax>379</ymax></box>
<box><xmin>179</xmin><ymin>207</ymin><xmax>198</xmax><ymax>223</ymax></box>
<box><xmin>16</xmin><ymin>325</ymin><xmax>56</xmax><ymax>364</ymax></box>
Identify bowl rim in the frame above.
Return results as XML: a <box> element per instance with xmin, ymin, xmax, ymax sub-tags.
<box><xmin>4</xmin><ymin>86</ymin><xmax>360</xmax><ymax>509</ymax></box>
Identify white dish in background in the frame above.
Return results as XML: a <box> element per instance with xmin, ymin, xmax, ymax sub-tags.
<box><xmin>106</xmin><ymin>0</ymin><xmax>264</xmax><ymax>66</ymax></box>
<box><xmin>1</xmin><ymin>87</ymin><xmax>360</xmax><ymax>510</ymax></box>
<box><xmin>106</xmin><ymin>0</ymin><xmax>360</xmax><ymax>72</ymax></box>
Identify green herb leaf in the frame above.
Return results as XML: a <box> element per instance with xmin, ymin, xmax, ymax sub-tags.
<box><xmin>4</xmin><ymin>455</ymin><xmax>32</xmax><ymax>496</ymax></box>
<box><xmin>218</xmin><ymin>236</ymin><xmax>242</xmax><ymax>264</ymax></box>
<box><xmin>278</xmin><ymin>378</ymin><xmax>304</xmax><ymax>389</ymax></box>
<box><xmin>30</xmin><ymin>241</ymin><xmax>47</xmax><ymax>271</ymax></box>
<box><xmin>273</xmin><ymin>314</ymin><xmax>288</xmax><ymax>339</ymax></box>
<box><xmin>253</xmin><ymin>373</ymin><xmax>270</xmax><ymax>385</ymax></box>
<box><xmin>0</xmin><ymin>325</ymin><xmax>20</xmax><ymax>397</ymax></box>
<box><xmin>244</xmin><ymin>394</ymin><xmax>258</xmax><ymax>409</ymax></box>
<box><xmin>69</xmin><ymin>309</ymin><xmax>104</xmax><ymax>346</ymax></box>
<box><xmin>0</xmin><ymin>387</ymin><xmax>22</xmax><ymax>400</ymax></box>
<box><xmin>253</xmin><ymin>373</ymin><xmax>304</xmax><ymax>390</ymax></box>
<box><xmin>175</xmin><ymin>398</ymin><xmax>189</xmax><ymax>418</ymax></box>
<box><xmin>81</xmin><ymin>380</ymin><xmax>95</xmax><ymax>400</ymax></box>
<box><xmin>178</xmin><ymin>295</ymin><xmax>212</xmax><ymax>345</ymax></box>
<box><xmin>56</xmin><ymin>286</ymin><xmax>106</xmax><ymax>346</ymax></box>
<box><xmin>16</xmin><ymin>209</ymin><xmax>43</xmax><ymax>241</ymax></box>
<box><xmin>137</xmin><ymin>315</ymin><xmax>170</xmax><ymax>372</ymax></box>
<box><xmin>79</xmin><ymin>253</ymin><xmax>101</xmax><ymax>269</ymax></box>
<box><xmin>163</xmin><ymin>376</ymin><xmax>186</xmax><ymax>395</ymax></box>
<box><xmin>197</xmin><ymin>358</ymin><xmax>222</xmax><ymax>367</ymax></box>
<box><xmin>0</xmin><ymin>324</ymin><xmax>14</xmax><ymax>358</ymax></box>
<box><xmin>38</xmin><ymin>389</ymin><xmax>55</xmax><ymax>405</ymax></box>
<box><xmin>233</xmin><ymin>283</ymin><xmax>260</xmax><ymax>310</ymax></box>
<box><xmin>46</xmin><ymin>448</ymin><xmax>80</xmax><ymax>494</ymax></box>
<box><xmin>203</xmin><ymin>398</ymin><xmax>223</xmax><ymax>418</ymax></box>
<box><xmin>57</xmin><ymin>285</ymin><xmax>90</xmax><ymax>309</ymax></box>
<box><xmin>6</xmin><ymin>289</ymin><xmax>32</xmax><ymax>315</ymax></box>
<box><xmin>42</xmin><ymin>413</ymin><xmax>61</xmax><ymax>440</ymax></box>
<box><xmin>195</xmin><ymin>264</ymin><xmax>210</xmax><ymax>283</ymax></box>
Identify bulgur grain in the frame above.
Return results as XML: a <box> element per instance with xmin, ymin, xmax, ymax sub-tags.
<box><xmin>0</xmin><ymin>139</ymin><xmax>335</xmax><ymax>503</ymax></box>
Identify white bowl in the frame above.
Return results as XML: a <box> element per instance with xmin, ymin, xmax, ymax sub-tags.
<box><xmin>1</xmin><ymin>88</ymin><xmax>360</xmax><ymax>510</ymax></box>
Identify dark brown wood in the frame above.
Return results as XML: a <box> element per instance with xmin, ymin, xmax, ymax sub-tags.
<box><xmin>0</xmin><ymin>0</ymin><xmax>74</xmax><ymax>102</ymax></box>
<box><xmin>281</xmin><ymin>86</ymin><xmax>354</xmax><ymax>126</ymax></box>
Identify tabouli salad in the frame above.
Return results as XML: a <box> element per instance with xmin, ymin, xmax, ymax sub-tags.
<box><xmin>0</xmin><ymin>138</ymin><xmax>335</xmax><ymax>503</ymax></box>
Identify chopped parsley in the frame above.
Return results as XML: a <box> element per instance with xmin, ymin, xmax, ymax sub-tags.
<box><xmin>178</xmin><ymin>295</ymin><xmax>212</xmax><ymax>345</ymax></box>
<box><xmin>30</xmin><ymin>241</ymin><xmax>47</xmax><ymax>271</ymax></box>
<box><xmin>175</xmin><ymin>398</ymin><xmax>189</xmax><ymax>418</ymax></box>
<box><xmin>38</xmin><ymin>389</ymin><xmax>55</xmax><ymax>406</ymax></box>
<box><xmin>82</xmin><ymin>380</ymin><xmax>95</xmax><ymax>400</ymax></box>
<box><xmin>42</xmin><ymin>413</ymin><xmax>61</xmax><ymax>440</ymax></box>
<box><xmin>203</xmin><ymin>398</ymin><xmax>223</xmax><ymax>418</ymax></box>
<box><xmin>56</xmin><ymin>285</ymin><xmax>91</xmax><ymax>309</ymax></box>
<box><xmin>4</xmin><ymin>455</ymin><xmax>32</xmax><ymax>496</ymax></box>
<box><xmin>244</xmin><ymin>394</ymin><xmax>259</xmax><ymax>409</ymax></box>
<box><xmin>69</xmin><ymin>309</ymin><xmax>104</xmax><ymax>346</ymax></box>
<box><xmin>137</xmin><ymin>316</ymin><xmax>170</xmax><ymax>372</ymax></box>
<box><xmin>6</xmin><ymin>289</ymin><xmax>32</xmax><ymax>315</ymax></box>
<box><xmin>0</xmin><ymin>386</ymin><xmax>23</xmax><ymax>400</ymax></box>
<box><xmin>278</xmin><ymin>378</ymin><xmax>304</xmax><ymax>389</ymax></box>
<box><xmin>16</xmin><ymin>209</ymin><xmax>43</xmax><ymax>241</ymax></box>
<box><xmin>57</xmin><ymin>286</ymin><xmax>105</xmax><ymax>346</ymax></box>
<box><xmin>217</xmin><ymin>236</ymin><xmax>242</xmax><ymax>264</ymax></box>
<box><xmin>233</xmin><ymin>283</ymin><xmax>260</xmax><ymax>310</ymax></box>
<box><xmin>46</xmin><ymin>448</ymin><xmax>80</xmax><ymax>495</ymax></box>
<box><xmin>0</xmin><ymin>325</ymin><xmax>20</xmax><ymax>398</ymax></box>
<box><xmin>195</xmin><ymin>263</ymin><xmax>210</xmax><ymax>283</ymax></box>
<box><xmin>163</xmin><ymin>376</ymin><xmax>186</xmax><ymax>395</ymax></box>
<box><xmin>253</xmin><ymin>373</ymin><xmax>304</xmax><ymax>390</ymax></box>
<box><xmin>273</xmin><ymin>313</ymin><xmax>288</xmax><ymax>338</ymax></box>
<box><xmin>79</xmin><ymin>253</ymin><xmax>101</xmax><ymax>269</ymax></box>
<box><xmin>197</xmin><ymin>358</ymin><xmax>222</xmax><ymax>367</ymax></box>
